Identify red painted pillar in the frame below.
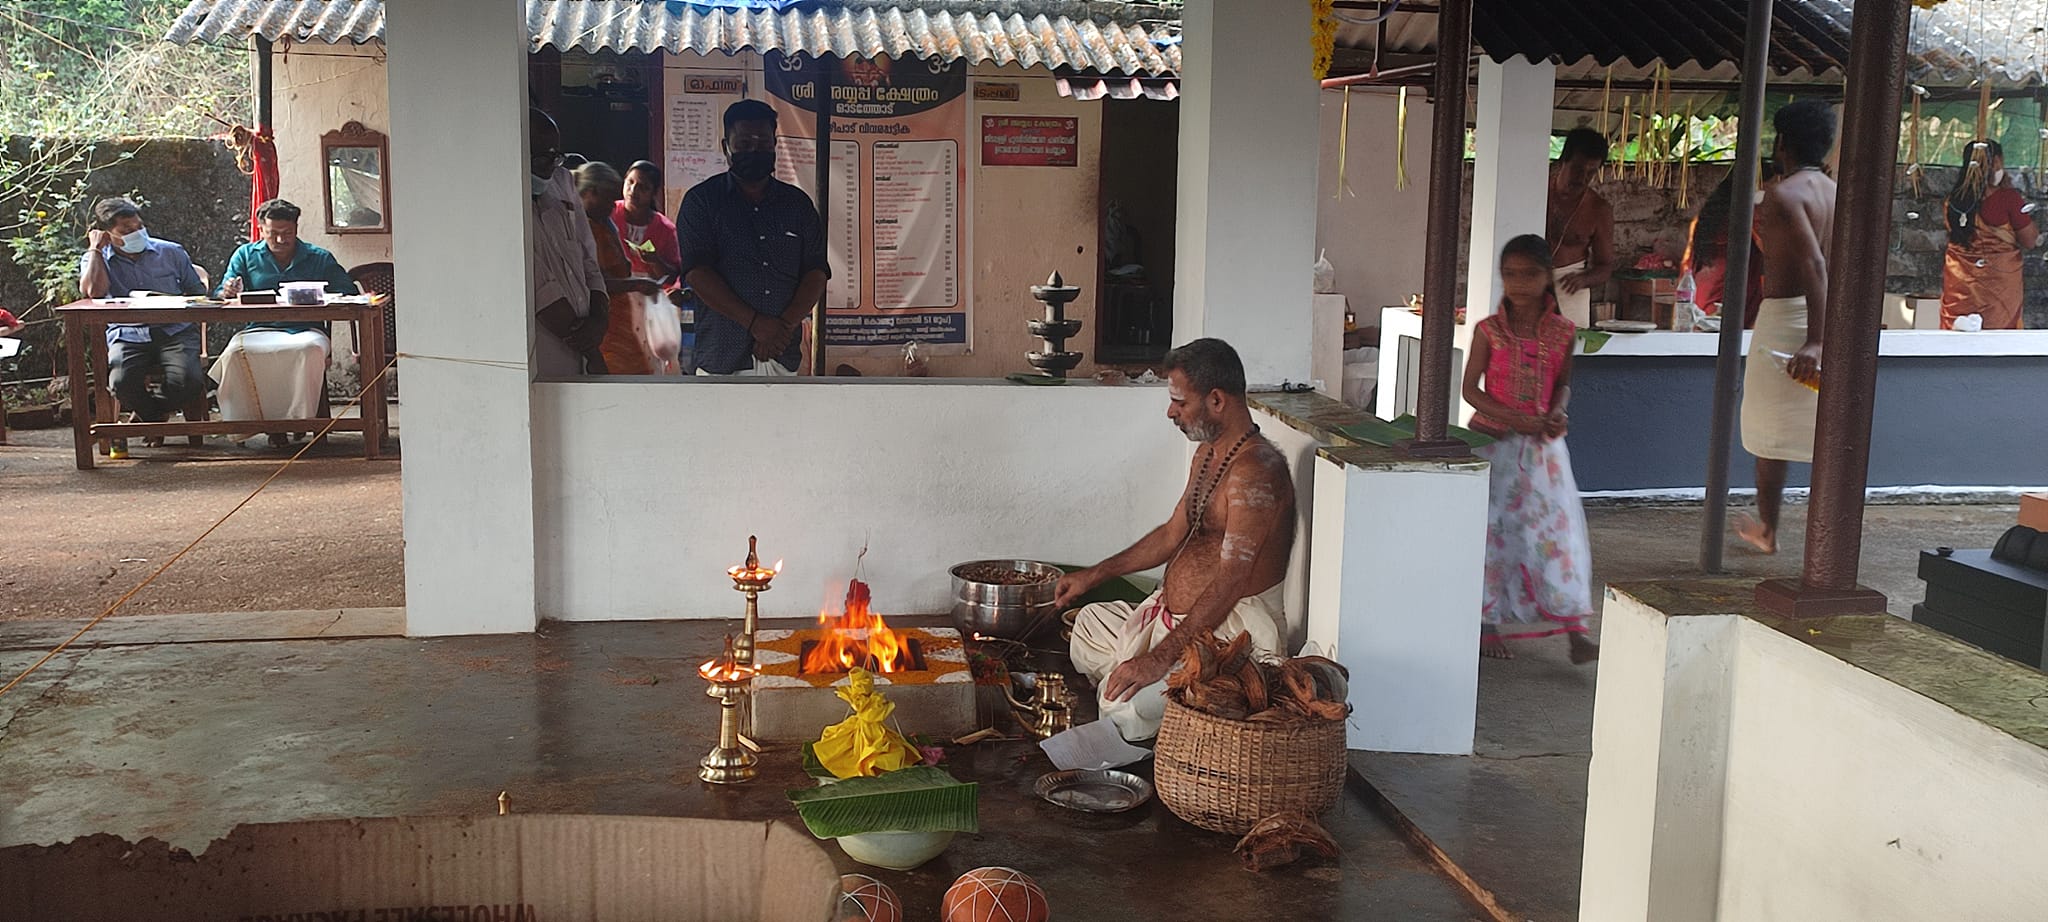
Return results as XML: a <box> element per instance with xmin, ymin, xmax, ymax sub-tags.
<box><xmin>1399</xmin><ymin>0</ymin><xmax>1474</xmax><ymax>458</ymax></box>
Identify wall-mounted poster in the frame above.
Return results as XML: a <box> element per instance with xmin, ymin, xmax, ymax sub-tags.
<box><xmin>981</xmin><ymin>116</ymin><xmax>1079</xmax><ymax>167</ymax></box>
<box><xmin>763</xmin><ymin>52</ymin><xmax>971</xmax><ymax>352</ymax></box>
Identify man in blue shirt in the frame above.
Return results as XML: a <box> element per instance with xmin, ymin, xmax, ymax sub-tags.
<box><xmin>676</xmin><ymin>100</ymin><xmax>830</xmax><ymax>376</ymax></box>
<box><xmin>77</xmin><ymin>197</ymin><xmax>209</xmax><ymax>422</ymax></box>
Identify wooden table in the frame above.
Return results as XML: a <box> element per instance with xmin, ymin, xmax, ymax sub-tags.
<box><xmin>57</xmin><ymin>299</ymin><xmax>390</xmax><ymax>470</ymax></box>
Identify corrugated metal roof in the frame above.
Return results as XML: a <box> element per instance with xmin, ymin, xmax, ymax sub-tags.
<box><xmin>166</xmin><ymin>0</ymin><xmax>1182</xmax><ymax>76</ymax></box>
<box><xmin>1332</xmin><ymin>0</ymin><xmax>2048</xmax><ymax>88</ymax></box>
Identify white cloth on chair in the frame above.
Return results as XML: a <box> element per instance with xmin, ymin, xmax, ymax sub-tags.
<box><xmin>212</xmin><ymin>330</ymin><xmax>329</xmax><ymax>421</ymax></box>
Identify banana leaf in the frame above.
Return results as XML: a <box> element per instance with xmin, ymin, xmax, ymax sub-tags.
<box><xmin>801</xmin><ymin>740</ymin><xmax>833</xmax><ymax>780</ymax></box>
<box><xmin>786</xmin><ymin>765</ymin><xmax>979</xmax><ymax>838</ymax></box>
<box><xmin>1334</xmin><ymin>414</ymin><xmax>1496</xmax><ymax>449</ymax></box>
<box><xmin>1576</xmin><ymin>329</ymin><xmax>1612</xmax><ymax>354</ymax></box>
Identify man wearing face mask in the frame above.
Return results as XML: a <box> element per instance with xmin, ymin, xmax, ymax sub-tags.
<box><xmin>675</xmin><ymin>99</ymin><xmax>829</xmax><ymax>376</ymax></box>
<box><xmin>78</xmin><ymin>196</ymin><xmax>210</xmax><ymax>423</ymax></box>
<box><xmin>529</xmin><ymin>108</ymin><xmax>612</xmax><ymax>376</ymax></box>
<box><xmin>1054</xmin><ymin>339</ymin><xmax>1299</xmax><ymax>742</ymax></box>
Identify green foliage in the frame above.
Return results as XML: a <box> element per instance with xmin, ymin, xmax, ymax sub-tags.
<box><xmin>2</xmin><ymin>0</ymin><xmax>249</xmax><ymax>139</ymax></box>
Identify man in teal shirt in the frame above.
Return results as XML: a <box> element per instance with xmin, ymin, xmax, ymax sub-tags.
<box><xmin>214</xmin><ymin>198</ymin><xmax>358</xmax><ymax>447</ymax></box>
<box><xmin>218</xmin><ymin>198</ymin><xmax>358</xmax><ymax>331</ymax></box>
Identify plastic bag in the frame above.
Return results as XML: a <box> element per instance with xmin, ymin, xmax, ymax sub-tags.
<box><xmin>1313</xmin><ymin>249</ymin><xmax>1337</xmax><ymax>294</ymax></box>
<box><xmin>640</xmin><ymin>292</ymin><xmax>683</xmax><ymax>375</ymax></box>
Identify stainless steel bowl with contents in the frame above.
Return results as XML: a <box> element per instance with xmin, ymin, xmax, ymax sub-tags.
<box><xmin>949</xmin><ymin>559</ymin><xmax>1063</xmax><ymax>641</ymax></box>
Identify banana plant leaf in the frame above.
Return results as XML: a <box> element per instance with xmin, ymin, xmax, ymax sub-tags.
<box><xmin>786</xmin><ymin>765</ymin><xmax>979</xmax><ymax>838</ymax></box>
<box><xmin>1576</xmin><ymin>329</ymin><xmax>1612</xmax><ymax>354</ymax></box>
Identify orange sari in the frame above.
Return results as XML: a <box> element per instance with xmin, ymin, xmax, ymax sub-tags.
<box><xmin>587</xmin><ymin>214</ymin><xmax>655</xmax><ymax>374</ymax></box>
<box><xmin>1941</xmin><ymin>209</ymin><xmax>2025</xmax><ymax>331</ymax></box>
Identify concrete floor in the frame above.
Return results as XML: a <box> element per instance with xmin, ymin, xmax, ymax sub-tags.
<box><xmin>0</xmin><ymin>416</ymin><xmax>2024</xmax><ymax>920</ymax></box>
<box><xmin>0</xmin><ymin>616</ymin><xmax>1486</xmax><ymax>921</ymax></box>
<box><xmin>1352</xmin><ymin>499</ymin><xmax>2021</xmax><ymax>922</ymax></box>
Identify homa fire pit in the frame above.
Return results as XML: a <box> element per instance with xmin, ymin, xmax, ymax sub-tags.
<box><xmin>748</xmin><ymin>579</ymin><xmax>975</xmax><ymax>740</ymax></box>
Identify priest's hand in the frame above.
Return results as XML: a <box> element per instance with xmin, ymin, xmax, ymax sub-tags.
<box><xmin>1054</xmin><ymin>568</ymin><xmax>1105</xmax><ymax>610</ymax></box>
<box><xmin>1787</xmin><ymin>339</ymin><xmax>1823</xmax><ymax>385</ymax></box>
<box><xmin>1102</xmin><ymin>650</ymin><xmax>1172</xmax><ymax>703</ymax></box>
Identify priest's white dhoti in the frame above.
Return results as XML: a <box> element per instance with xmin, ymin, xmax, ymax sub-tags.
<box><xmin>1068</xmin><ymin>583</ymin><xmax>1290</xmax><ymax>742</ymax></box>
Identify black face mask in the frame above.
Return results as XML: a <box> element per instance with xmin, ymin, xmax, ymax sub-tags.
<box><xmin>730</xmin><ymin>150</ymin><xmax>775</xmax><ymax>183</ymax></box>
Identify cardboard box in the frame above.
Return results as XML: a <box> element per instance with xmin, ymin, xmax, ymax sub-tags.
<box><xmin>2022</xmin><ymin>492</ymin><xmax>2048</xmax><ymax>531</ymax></box>
<box><xmin>0</xmin><ymin>815</ymin><xmax>839</xmax><ymax>922</ymax></box>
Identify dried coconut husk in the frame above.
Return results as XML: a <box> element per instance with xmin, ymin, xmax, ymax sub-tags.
<box><xmin>1278</xmin><ymin>661</ymin><xmax>1318</xmax><ymax>708</ymax></box>
<box><xmin>1214</xmin><ymin>633</ymin><xmax>1252</xmax><ymax>677</ymax></box>
<box><xmin>1237</xmin><ymin>661</ymin><xmax>1270</xmax><ymax>712</ymax></box>
<box><xmin>1234</xmin><ymin>811</ymin><xmax>1341</xmax><ymax>872</ymax></box>
<box><xmin>1168</xmin><ymin>644</ymin><xmax>1206</xmax><ymax>692</ymax></box>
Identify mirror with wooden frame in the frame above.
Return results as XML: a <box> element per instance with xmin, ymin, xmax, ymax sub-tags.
<box><xmin>321</xmin><ymin>121</ymin><xmax>390</xmax><ymax>234</ymax></box>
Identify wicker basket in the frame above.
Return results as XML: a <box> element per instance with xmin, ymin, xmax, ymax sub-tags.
<box><xmin>1153</xmin><ymin>694</ymin><xmax>1348</xmax><ymax>835</ymax></box>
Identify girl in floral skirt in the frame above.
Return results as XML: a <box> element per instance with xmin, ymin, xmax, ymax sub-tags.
<box><xmin>1462</xmin><ymin>234</ymin><xmax>1599</xmax><ymax>663</ymax></box>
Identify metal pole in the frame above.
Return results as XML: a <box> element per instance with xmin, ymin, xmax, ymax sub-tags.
<box><xmin>254</xmin><ymin>36</ymin><xmax>274</xmax><ymax>128</ymax></box>
<box><xmin>1399</xmin><ymin>0</ymin><xmax>1473</xmax><ymax>457</ymax></box>
<box><xmin>1699</xmin><ymin>0</ymin><xmax>1774</xmax><ymax>574</ymax></box>
<box><xmin>1758</xmin><ymin>0</ymin><xmax>1910</xmax><ymax>616</ymax></box>
<box><xmin>811</xmin><ymin>55</ymin><xmax>832</xmax><ymax>375</ymax></box>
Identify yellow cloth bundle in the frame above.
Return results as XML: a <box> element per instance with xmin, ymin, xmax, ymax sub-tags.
<box><xmin>813</xmin><ymin>668</ymin><xmax>920</xmax><ymax>778</ymax></box>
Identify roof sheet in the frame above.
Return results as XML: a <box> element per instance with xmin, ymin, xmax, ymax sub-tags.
<box><xmin>165</xmin><ymin>0</ymin><xmax>1183</xmax><ymax>76</ymax></box>
<box><xmin>1331</xmin><ymin>0</ymin><xmax>2048</xmax><ymax>88</ymax></box>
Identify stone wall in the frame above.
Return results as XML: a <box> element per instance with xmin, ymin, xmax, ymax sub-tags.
<box><xmin>0</xmin><ymin>136</ymin><xmax>251</xmax><ymax>381</ymax></box>
<box><xmin>1890</xmin><ymin>166</ymin><xmax>2048</xmax><ymax>329</ymax></box>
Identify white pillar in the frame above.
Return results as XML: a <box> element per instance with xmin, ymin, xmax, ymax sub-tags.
<box><xmin>1306</xmin><ymin>453</ymin><xmax>1487</xmax><ymax>754</ymax></box>
<box><xmin>1174</xmin><ymin>0</ymin><xmax>1320</xmax><ymax>388</ymax></box>
<box><xmin>1465</xmin><ymin>57</ymin><xmax>1555</xmax><ymax>323</ymax></box>
<box><xmin>1579</xmin><ymin>592</ymin><xmax>1739</xmax><ymax>922</ymax></box>
<box><xmin>386</xmin><ymin>0</ymin><xmax>539</xmax><ymax>635</ymax></box>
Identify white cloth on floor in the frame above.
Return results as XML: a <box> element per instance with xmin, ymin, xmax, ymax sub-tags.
<box><xmin>1068</xmin><ymin>583</ymin><xmax>1289</xmax><ymax>741</ymax></box>
<box><xmin>211</xmin><ymin>330</ymin><xmax>329</xmax><ymax>421</ymax></box>
<box><xmin>1552</xmin><ymin>261</ymin><xmax>1592</xmax><ymax>327</ymax></box>
<box><xmin>1741</xmin><ymin>295</ymin><xmax>1818</xmax><ymax>463</ymax></box>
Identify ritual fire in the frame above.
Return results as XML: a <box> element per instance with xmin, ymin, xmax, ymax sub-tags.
<box><xmin>800</xmin><ymin>579</ymin><xmax>920</xmax><ymax>675</ymax></box>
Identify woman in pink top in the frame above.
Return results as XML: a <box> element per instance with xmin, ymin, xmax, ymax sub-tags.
<box><xmin>1462</xmin><ymin>234</ymin><xmax>1598</xmax><ymax>664</ymax></box>
<box><xmin>613</xmin><ymin>161</ymin><xmax>683</xmax><ymax>285</ymax></box>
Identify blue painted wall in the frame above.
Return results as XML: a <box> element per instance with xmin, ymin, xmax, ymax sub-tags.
<box><xmin>1565</xmin><ymin>355</ymin><xmax>2048</xmax><ymax>491</ymax></box>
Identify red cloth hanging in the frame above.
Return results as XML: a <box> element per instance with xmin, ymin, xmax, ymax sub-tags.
<box><xmin>229</xmin><ymin>125</ymin><xmax>280</xmax><ymax>242</ymax></box>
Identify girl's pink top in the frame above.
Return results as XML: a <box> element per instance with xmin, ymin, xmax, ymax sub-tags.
<box><xmin>1473</xmin><ymin>308</ymin><xmax>1576</xmax><ymax>430</ymax></box>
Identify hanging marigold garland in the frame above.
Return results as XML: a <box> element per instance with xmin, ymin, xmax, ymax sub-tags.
<box><xmin>1312</xmin><ymin>0</ymin><xmax>1338</xmax><ymax>79</ymax></box>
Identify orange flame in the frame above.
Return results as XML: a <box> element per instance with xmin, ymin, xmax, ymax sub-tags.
<box><xmin>699</xmin><ymin>635</ymin><xmax>755</xmax><ymax>683</ymax></box>
<box><xmin>801</xmin><ymin>578</ymin><xmax>911</xmax><ymax>675</ymax></box>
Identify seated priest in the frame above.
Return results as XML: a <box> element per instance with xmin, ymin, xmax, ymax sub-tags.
<box><xmin>1055</xmin><ymin>338</ymin><xmax>1298</xmax><ymax>741</ymax></box>
<box><xmin>215</xmin><ymin>198</ymin><xmax>358</xmax><ymax>448</ymax></box>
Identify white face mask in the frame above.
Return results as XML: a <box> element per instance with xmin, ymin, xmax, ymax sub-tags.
<box><xmin>116</xmin><ymin>227</ymin><xmax>152</xmax><ymax>254</ymax></box>
<box><xmin>1994</xmin><ymin>168</ymin><xmax>2007</xmax><ymax>185</ymax></box>
<box><xmin>531</xmin><ymin>174</ymin><xmax>550</xmax><ymax>198</ymax></box>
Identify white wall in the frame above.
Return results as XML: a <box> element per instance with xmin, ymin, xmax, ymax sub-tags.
<box><xmin>1316</xmin><ymin>88</ymin><xmax>1431</xmax><ymax>317</ymax></box>
<box><xmin>273</xmin><ymin>42</ymin><xmax>392</xmax><ymax>271</ymax></box>
<box><xmin>1582</xmin><ymin>591</ymin><xmax>2048</xmax><ymax>921</ymax></box>
<box><xmin>1716</xmin><ymin>617</ymin><xmax>2048</xmax><ymax>921</ymax></box>
<box><xmin>529</xmin><ymin>381</ymin><xmax>1187</xmax><ymax>619</ymax></box>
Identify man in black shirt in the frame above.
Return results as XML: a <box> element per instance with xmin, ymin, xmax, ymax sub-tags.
<box><xmin>676</xmin><ymin>100</ymin><xmax>830</xmax><ymax>375</ymax></box>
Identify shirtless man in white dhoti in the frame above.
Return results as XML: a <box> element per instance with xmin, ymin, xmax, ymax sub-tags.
<box><xmin>1547</xmin><ymin>128</ymin><xmax>1615</xmax><ymax>327</ymax></box>
<box><xmin>1737</xmin><ymin>100</ymin><xmax>1837</xmax><ymax>554</ymax></box>
<box><xmin>1057</xmin><ymin>339</ymin><xmax>1296</xmax><ymax>741</ymax></box>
